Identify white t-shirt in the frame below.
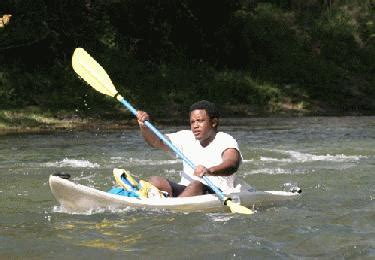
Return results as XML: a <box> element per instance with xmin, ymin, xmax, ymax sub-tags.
<box><xmin>166</xmin><ymin>130</ymin><xmax>242</xmax><ymax>193</ymax></box>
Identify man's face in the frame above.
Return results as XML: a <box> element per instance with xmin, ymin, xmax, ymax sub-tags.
<box><xmin>190</xmin><ymin>109</ymin><xmax>217</xmax><ymax>145</ymax></box>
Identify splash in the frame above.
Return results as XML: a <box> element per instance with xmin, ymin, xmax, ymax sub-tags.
<box><xmin>207</xmin><ymin>213</ymin><xmax>237</xmax><ymax>222</ymax></box>
<box><xmin>44</xmin><ymin>158</ymin><xmax>100</xmax><ymax>168</ymax></box>
<box><xmin>110</xmin><ymin>157</ymin><xmax>180</xmax><ymax>166</ymax></box>
<box><xmin>52</xmin><ymin>205</ymin><xmax>132</xmax><ymax>215</ymax></box>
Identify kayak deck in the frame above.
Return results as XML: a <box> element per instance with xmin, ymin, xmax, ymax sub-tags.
<box><xmin>49</xmin><ymin>175</ymin><xmax>301</xmax><ymax>214</ymax></box>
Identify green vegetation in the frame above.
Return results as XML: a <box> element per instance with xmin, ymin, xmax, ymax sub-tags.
<box><xmin>0</xmin><ymin>107</ymin><xmax>138</xmax><ymax>133</ymax></box>
<box><xmin>0</xmin><ymin>0</ymin><xmax>374</xmax><ymax>126</ymax></box>
<box><xmin>0</xmin><ymin>108</ymin><xmax>73</xmax><ymax>131</ymax></box>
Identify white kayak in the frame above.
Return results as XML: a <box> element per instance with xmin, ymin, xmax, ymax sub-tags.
<box><xmin>49</xmin><ymin>175</ymin><xmax>301</xmax><ymax>214</ymax></box>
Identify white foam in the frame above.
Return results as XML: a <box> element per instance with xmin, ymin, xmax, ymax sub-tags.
<box><xmin>44</xmin><ymin>158</ymin><xmax>100</xmax><ymax>168</ymax></box>
<box><xmin>52</xmin><ymin>205</ymin><xmax>107</xmax><ymax>215</ymax></box>
<box><xmin>208</xmin><ymin>213</ymin><xmax>235</xmax><ymax>222</ymax></box>
<box><xmin>111</xmin><ymin>157</ymin><xmax>181</xmax><ymax>166</ymax></box>
<box><xmin>247</xmin><ymin>168</ymin><xmax>295</xmax><ymax>175</ymax></box>
<box><xmin>164</xmin><ymin>169</ymin><xmax>178</xmax><ymax>173</ymax></box>
<box><xmin>260</xmin><ymin>150</ymin><xmax>366</xmax><ymax>163</ymax></box>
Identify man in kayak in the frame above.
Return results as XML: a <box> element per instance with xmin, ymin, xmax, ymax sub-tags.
<box><xmin>136</xmin><ymin>100</ymin><xmax>242</xmax><ymax>197</ymax></box>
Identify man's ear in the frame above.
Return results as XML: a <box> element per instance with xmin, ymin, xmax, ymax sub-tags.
<box><xmin>211</xmin><ymin>118</ymin><xmax>218</xmax><ymax>128</ymax></box>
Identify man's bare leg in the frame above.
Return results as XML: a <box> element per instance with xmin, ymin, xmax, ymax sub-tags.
<box><xmin>178</xmin><ymin>180</ymin><xmax>204</xmax><ymax>197</ymax></box>
<box><xmin>149</xmin><ymin>176</ymin><xmax>173</xmax><ymax>197</ymax></box>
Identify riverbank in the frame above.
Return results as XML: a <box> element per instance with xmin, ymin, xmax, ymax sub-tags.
<box><xmin>1</xmin><ymin>1</ymin><xmax>374</xmax><ymax>134</ymax></box>
<box><xmin>0</xmin><ymin>108</ymin><xmax>138</xmax><ymax>134</ymax></box>
<box><xmin>1</xmin><ymin>107</ymin><xmax>373</xmax><ymax>135</ymax></box>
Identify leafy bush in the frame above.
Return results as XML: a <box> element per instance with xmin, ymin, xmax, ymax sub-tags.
<box><xmin>0</xmin><ymin>0</ymin><xmax>373</xmax><ymax>115</ymax></box>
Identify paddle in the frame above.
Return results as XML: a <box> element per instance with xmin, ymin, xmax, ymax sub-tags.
<box><xmin>71</xmin><ymin>48</ymin><xmax>254</xmax><ymax>215</ymax></box>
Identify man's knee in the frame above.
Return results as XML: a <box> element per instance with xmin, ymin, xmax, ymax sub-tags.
<box><xmin>149</xmin><ymin>176</ymin><xmax>172</xmax><ymax>195</ymax></box>
<box><xmin>149</xmin><ymin>176</ymin><xmax>165</xmax><ymax>186</ymax></box>
<box><xmin>190</xmin><ymin>180</ymin><xmax>204</xmax><ymax>188</ymax></box>
<box><xmin>178</xmin><ymin>180</ymin><xmax>204</xmax><ymax>197</ymax></box>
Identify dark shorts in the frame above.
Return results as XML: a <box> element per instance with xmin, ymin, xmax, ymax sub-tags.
<box><xmin>167</xmin><ymin>180</ymin><xmax>215</xmax><ymax>197</ymax></box>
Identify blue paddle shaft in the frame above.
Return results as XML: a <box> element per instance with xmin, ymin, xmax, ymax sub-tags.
<box><xmin>119</xmin><ymin>98</ymin><xmax>226</xmax><ymax>201</ymax></box>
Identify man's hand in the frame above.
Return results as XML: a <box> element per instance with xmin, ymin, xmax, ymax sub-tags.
<box><xmin>194</xmin><ymin>165</ymin><xmax>211</xmax><ymax>177</ymax></box>
<box><xmin>136</xmin><ymin>111</ymin><xmax>150</xmax><ymax>127</ymax></box>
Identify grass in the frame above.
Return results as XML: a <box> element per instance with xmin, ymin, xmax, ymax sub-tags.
<box><xmin>0</xmin><ymin>107</ymin><xmax>138</xmax><ymax>134</ymax></box>
<box><xmin>0</xmin><ymin>108</ymin><xmax>77</xmax><ymax>132</ymax></box>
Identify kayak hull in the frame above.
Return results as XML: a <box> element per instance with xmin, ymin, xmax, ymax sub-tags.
<box><xmin>49</xmin><ymin>175</ymin><xmax>300</xmax><ymax>214</ymax></box>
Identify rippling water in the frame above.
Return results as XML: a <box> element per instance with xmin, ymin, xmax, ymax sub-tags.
<box><xmin>1</xmin><ymin>116</ymin><xmax>374</xmax><ymax>258</ymax></box>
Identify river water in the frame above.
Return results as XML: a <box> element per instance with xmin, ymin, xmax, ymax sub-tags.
<box><xmin>0</xmin><ymin>116</ymin><xmax>374</xmax><ymax>259</ymax></box>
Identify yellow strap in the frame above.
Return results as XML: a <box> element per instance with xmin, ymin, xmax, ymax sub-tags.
<box><xmin>138</xmin><ymin>180</ymin><xmax>164</xmax><ymax>199</ymax></box>
<box><xmin>113</xmin><ymin>168</ymin><xmax>133</xmax><ymax>191</ymax></box>
<box><xmin>123</xmin><ymin>171</ymin><xmax>139</xmax><ymax>187</ymax></box>
<box><xmin>113</xmin><ymin>168</ymin><xmax>164</xmax><ymax>199</ymax></box>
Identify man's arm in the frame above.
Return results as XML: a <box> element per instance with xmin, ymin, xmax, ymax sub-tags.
<box><xmin>136</xmin><ymin>111</ymin><xmax>169</xmax><ymax>151</ymax></box>
<box><xmin>194</xmin><ymin>148</ymin><xmax>241</xmax><ymax>177</ymax></box>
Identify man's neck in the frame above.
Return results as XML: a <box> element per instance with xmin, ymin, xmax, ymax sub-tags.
<box><xmin>199</xmin><ymin>132</ymin><xmax>217</xmax><ymax>147</ymax></box>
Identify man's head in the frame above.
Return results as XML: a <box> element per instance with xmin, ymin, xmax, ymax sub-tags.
<box><xmin>189</xmin><ymin>100</ymin><xmax>220</xmax><ymax>146</ymax></box>
<box><xmin>189</xmin><ymin>100</ymin><xmax>220</xmax><ymax>121</ymax></box>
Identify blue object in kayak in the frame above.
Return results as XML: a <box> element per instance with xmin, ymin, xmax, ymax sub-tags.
<box><xmin>120</xmin><ymin>175</ymin><xmax>139</xmax><ymax>192</ymax></box>
<box><xmin>107</xmin><ymin>187</ymin><xmax>139</xmax><ymax>198</ymax></box>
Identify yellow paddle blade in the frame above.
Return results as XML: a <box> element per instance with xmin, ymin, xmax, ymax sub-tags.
<box><xmin>226</xmin><ymin>200</ymin><xmax>254</xmax><ymax>215</ymax></box>
<box><xmin>72</xmin><ymin>48</ymin><xmax>118</xmax><ymax>97</ymax></box>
